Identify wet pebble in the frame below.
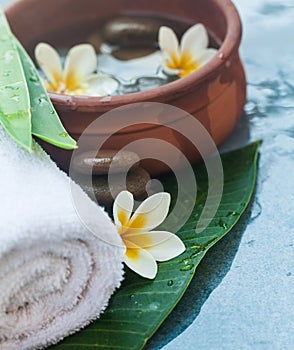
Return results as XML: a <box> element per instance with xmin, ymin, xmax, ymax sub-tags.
<box><xmin>72</xmin><ymin>150</ymin><xmax>140</xmax><ymax>175</ymax></box>
<box><xmin>79</xmin><ymin>166</ymin><xmax>151</xmax><ymax>207</ymax></box>
<box><xmin>102</xmin><ymin>16</ymin><xmax>162</xmax><ymax>48</ymax></box>
<box><xmin>112</xmin><ymin>47</ymin><xmax>157</xmax><ymax>61</ymax></box>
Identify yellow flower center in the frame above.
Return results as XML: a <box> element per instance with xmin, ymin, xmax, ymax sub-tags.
<box><xmin>167</xmin><ymin>51</ymin><xmax>200</xmax><ymax>77</ymax></box>
<box><xmin>126</xmin><ymin>247</ymin><xmax>140</xmax><ymax>261</ymax></box>
<box><xmin>117</xmin><ymin>210</ymin><xmax>154</xmax><ymax>262</ymax></box>
<box><xmin>118</xmin><ymin>210</ymin><xmax>147</xmax><ymax>236</ymax></box>
<box><xmin>124</xmin><ymin>233</ymin><xmax>153</xmax><ymax>262</ymax></box>
<box><xmin>46</xmin><ymin>71</ymin><xmax>86</xmax><ymax>96</ymax></box>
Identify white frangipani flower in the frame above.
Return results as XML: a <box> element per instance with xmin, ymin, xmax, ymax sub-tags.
<box><xmin>113</xmin><ymin>191</ymin><xmax>186</xmax><ymax>279</ymax></box>
<box><xmin>158</xmin><ymin>24</ymin><xmax>218</xmax><ymax>77</ymax></box>
<box><xmin>35</xmin><ymin>43</ymin><xmax>118</xmax><ymax>96</ymax></box>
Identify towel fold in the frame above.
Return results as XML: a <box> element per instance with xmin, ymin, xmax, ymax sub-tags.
<box><xmin>0</xmin><ymin>126</ymin><xmax>124</xmax><ymax>350</ymax></box>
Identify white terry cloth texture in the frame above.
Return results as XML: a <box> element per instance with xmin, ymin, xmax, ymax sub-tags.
<box><xmin>0</xmin><ymin>126</ymin><xmax>125</xmax><ymax>350</ymax></box>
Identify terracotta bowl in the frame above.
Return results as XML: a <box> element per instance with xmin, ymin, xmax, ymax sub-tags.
<box><xmin>5</xmin><ymin>0</ymin><xmax>246</xmax><ymax>175</ymax></box>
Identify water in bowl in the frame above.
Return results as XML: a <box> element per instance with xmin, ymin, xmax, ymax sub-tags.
<box><xmin>37</xmin><ymin>15</ymin><xmax>220</xmax><ymax>96</ymax></box>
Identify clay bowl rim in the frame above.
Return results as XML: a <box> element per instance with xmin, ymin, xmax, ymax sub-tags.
<box><xmin>6</xmin><ymin>0</ymin><xmax>242</xmax><ymax>112</ymax></box>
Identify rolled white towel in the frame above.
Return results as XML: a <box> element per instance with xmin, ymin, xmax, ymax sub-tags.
<box><xmin>0</xmin><ymin>126</ymin><xmax>124</xmax><ymax>350</ymax></box>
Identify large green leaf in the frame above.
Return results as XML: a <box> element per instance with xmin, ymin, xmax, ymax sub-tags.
<box><xmin>0</xmin><ymin>9</ymin><xmax>32</xmax><ymax>151</ymax></box>
<box><xmin>0</xmin><ymin>9</ymin><xmax>76</xmax><ymax>151</ymax></box>
<box><xmin>51</xmin><ymin>141</ymin><xmax>260</xmax><ymax>350</ymax></box>
<box><xmin>16</xmin><ymin>40</ymin><xmax>77</xmax><ymax>150</ymax></box>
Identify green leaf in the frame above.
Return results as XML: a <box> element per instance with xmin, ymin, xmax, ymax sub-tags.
<box><xmin>0</xmin><ymin>9</ymin><xmax>32</xmax><ymax>151</ymax></box>
<box><xmin>16</xmin><ymin>40</ymin><xmax>77</xmax><ymax>150</ymax></box>
<box><xmin>51</xmin><ymin>141</ymin><xmax>261</xmax><ymax>350</ymax></box>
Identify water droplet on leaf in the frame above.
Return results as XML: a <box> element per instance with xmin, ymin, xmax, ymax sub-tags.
<box><xmin>190</xmin><ymin>244</ymin><xmax>201</xmax><ymax>249</ymax></box>
<box><xmin>181</xmin><ymin>258</ymin><xmax>191</xmax><ymax>265</ymax></box>
<box><xmin>218</xmin><ymin>219</ymin><xmax>227</xmax><ymax>229</ymax></box>
<box><xmin>38</xmin><ymin>97</ymin><xmax>49</xmax><ymax>107</ymax></box>
<box><xmin>3</xmin><ymin>70</ymin><xmax>11</xmax><ymax>77</ymax></box>
<box><xmin>4</xmin><ymin>50</ymin><xmax>14</xmax><ymax>64</ymax></box>
<box><xmin>149</xmin><ymin>302</ymin><xmax>160</xmax><ymax>311</ymax></box>
<box><xmin>29</xmin><ymin>76</ymin><xmax>39</xmax><ymax>82</ymax></box>
<box><xmin>226</xmin><ymin>211</ymin><xmax>237</xmax><ymax>217</ymax></box>
<box><xmin>180</xmin><ymin>264</ymin><xmax>194</xmax><ymax>271</ymax></box>
<box><xmin>11</xmin><ymin>94</ymin><xmax>20</xmax><ymax>102</ymax></box>
<box><xmin>190</xmin><ymin>251</ymin><xmax>201</xmax><ymax>259</ymax></box>
<box><xmin>0</xmin><ymin>34</ymin><xmax>9</xmax><ymax>42</ymax></box>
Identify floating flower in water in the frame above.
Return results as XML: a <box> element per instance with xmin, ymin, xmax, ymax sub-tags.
<box><xmin>35</xmin><ymin>43</ymin><xmax>118</xmax><ymax>96</ymax></box>
<box><xmin>158</xmin><ymin>24</ymin><xmax>218</xmax><ymax>78</ymax></box>
<box><xmin>113</xmin><ymin>191</ymin><xmax>185</xmax><ymax>279</ymax></box>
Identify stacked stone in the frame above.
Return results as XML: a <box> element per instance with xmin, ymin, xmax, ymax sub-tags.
<box><xmin>72</xmin><ymin>150</ymin><xmax>151</xmax><ymax>208</ymax></box>
<box><xmin>88</xmin><ymin>16</ymin><xmax>175</xmax><ymax>60</ymax></box>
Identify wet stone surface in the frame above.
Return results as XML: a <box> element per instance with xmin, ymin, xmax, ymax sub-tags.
<box><xmin>72</xmin><ymin>150</ymin><xmax>141</xmax><ymax>175</ymax></box>
<box><xmin>79</xmin><ymin>166</ymin><xmax>151</xmax><ymax>207</ymax></box>
<box><xmin>102</xmin><ymin>16</ymin><xmax>162</xmax><ymax>48</ymax></box>
<box><xmin>111</xmin><ymin>47</ymin><xmax>157</xmax><ymax>61</ymax></box>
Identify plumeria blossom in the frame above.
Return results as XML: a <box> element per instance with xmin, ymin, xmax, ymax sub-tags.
<box><xmin>113</xmin><ymin>191</ymin><xmax>186</xmax><ymax>279</ymax></box>
<box><xmin>35</xmin><ymin>43</ymin><xmax>118</xmax><ymax>96</ymax></box>
<box><xmin>158</xmin><ymin>23</ymin><xmax>218</xmax><ymax>77</ymax></box>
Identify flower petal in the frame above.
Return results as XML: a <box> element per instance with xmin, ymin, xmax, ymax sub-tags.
<box><xmin>124</xmin><ymin>240</ymin><xmax>158</xmax><ymax>279</ymax></box>
<box><xmin>127</xmin><ymin>192</ymin><xmax>171</xmax><ymax>233</ymax></box>
<box><xmin>158</xmin><ymin>26</ymin><xmax>180</xmax><ymax>61</ymax></box>
<box><xmin>113</xmin><ymin>191</ymin><xmax>134</xmax><ymax>232</ymax></box>
<box><xmin>63</xmin><ymin>44</ymin><xmax>97</xmax><ymax>90</ymax></box>
<box><xmin>35</xmin><ymin>43</ymin><xmax>62</xmax><ymax>88</ymax></box>
<box><xmin>129</xmin><ymin>231</ymin><xmax>186</xmax><ymax>262</ymax></box>
<box><xmin>162</xmin><ymin>64</ymin><xmax>181</xmax><ymax>76</ymax></box>
<box><xmin>196</xmin><ymin>48</ymin><xmax>218</xmax><ymax>66</ymax></box>
<box><xmin>180</xmin><ymin>24</ymin><xmax>209</xmax><ymax>57</ymax></box>
<box><xmin>83</xmin><ymin>74</ymin><xmax>119</xmax><ymax>96</ymax></box>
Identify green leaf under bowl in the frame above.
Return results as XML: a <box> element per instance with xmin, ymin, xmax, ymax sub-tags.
<box><xmin>51</xmin><ymin>141</ymin><xmax>261</xmax><ymax>350</ymax></box>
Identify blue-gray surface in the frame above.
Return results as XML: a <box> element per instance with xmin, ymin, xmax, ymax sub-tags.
<box><xmin>156</xmin><ymin>1</ymin><xmax>294</xmax><ymax>349</ymax></box>
<box><xmin>1</xmin><ymin>0</ymin><xmax>293</xmax><ymax>349</ymax></box>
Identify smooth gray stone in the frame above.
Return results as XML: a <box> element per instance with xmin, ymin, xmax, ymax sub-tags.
<box><xmin>112</xmin><ymin>47</ymin><xmax>157</xmax><ymax>61</ymax></box>
<box><xmin>72</xmin><ymin>150</ymin><xmax>140</xmax><ymax>175</ymax></box>
<box><xmin>79</xmin><ymin>166</ymin><xmax>151</xmax><ymax>207</ymax></box>
<box><xmin>102</xmin><ymin>16</ymin><xmax>161</xmax><ymax>48</ymax></box>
